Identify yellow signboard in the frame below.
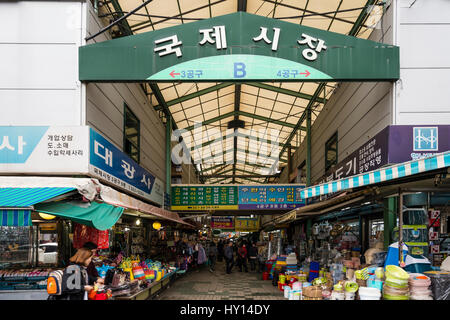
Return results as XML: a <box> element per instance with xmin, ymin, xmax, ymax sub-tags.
<box><xmin>235</xmin><ymin>217</ymin><xmax>260</xmax><ymax>232</ymax></box>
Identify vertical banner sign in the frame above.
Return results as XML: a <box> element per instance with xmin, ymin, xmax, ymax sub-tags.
<box><xmin>89</xmin><ymin>128</ymin><xmax>164</xmax><ymax>206</ymax></box>
<box><xmin>235</xmin><ymin>217</ymin><xmax>260</xmax><ymax>232</ymax></box>
<box><xmin>210</xmin><ymin>216</ymin><xmax>234</xmax><ymax>230</ymax></box>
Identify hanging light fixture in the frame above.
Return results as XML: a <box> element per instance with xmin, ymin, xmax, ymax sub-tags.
<box><xmin>39</xmin><ymin>212</ymin><xmax>56</xmax><ymax>220</ymax></box>
<box><xmin>153</xmin><ymin>221</ymin><xmax>161</xmax><ymax>230</ymax></box>
<box><xmin>136</xmin><ymin>218</ymin><xmax>141</xmax><ymax>226</ymax></box>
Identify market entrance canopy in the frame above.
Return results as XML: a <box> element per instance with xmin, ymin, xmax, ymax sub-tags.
<box><xmin>79</xmin><ymin>12</ymin><xmax>399</xmax><ymax>82</ymax></box>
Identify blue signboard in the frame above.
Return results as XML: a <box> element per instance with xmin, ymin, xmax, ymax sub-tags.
<box><xmin>238</xmin><ymin>185</ymin><xmax>305</xmax><ymax>210</ymax></box>
<box><xmin>89</xmin><ymin>128</ymin><xmax>156</xmax><ymax>197</ymax></box>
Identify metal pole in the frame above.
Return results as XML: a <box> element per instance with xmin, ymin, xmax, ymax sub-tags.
<box><xmin>85</xmin><ymin>0</ymin><xmax>154</xmax><ymax>41</ymax></box>
<box><xmin>398</xmin><ymin>188</ymin><xmax>403</xmax><ymax>265</ymax></box>
<box><xmin>165</xmin><ymin>115</ymin><xmax>172</xmax><ymax>204</ymax></box>
<box><xmin>306</xmin><ymin>108</ymin><xmax>312</xmax><ymax>186</ymax></box>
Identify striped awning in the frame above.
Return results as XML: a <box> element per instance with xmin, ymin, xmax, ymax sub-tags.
<box><xmin>300</xmin><ymin>151</ymin><xmax>450</xmax><ymax>200</ymax></box>
<box><xmin>0</xmin><ymin>209</ymin><xmax>32</xmax><ymax>226</ymax></box>
<box><xmin>0</xmin><ymin>187</ymin><xmax>76</xmax><ymax>207</ymax></box>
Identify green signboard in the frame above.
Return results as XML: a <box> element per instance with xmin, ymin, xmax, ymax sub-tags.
<box><xmin>79</xmin><ymin>12</ymin><xmax>399</xmax><ymax>82</ymax></box>
<box><xmin>171</xmin><ymin>186</ymin><xmax>238</xmax><ymax>210</ymax></box>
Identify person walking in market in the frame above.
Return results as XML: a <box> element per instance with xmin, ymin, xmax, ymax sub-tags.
<box><xmin>217</xmin><ymin>240</ymin><xmax>224</xmax><ymax>262</ymax></box>
<box><xmin>224</xmin><ymin>241</ymin><xmax>234</xmax><ymax>274</ymax></box>
<box><xmin>207</xmin><ymin>241</ymin><xmax>218</xmax><ymax>272</ymax></box>
<box><xmin>82</xmin><ymin>241</ymin><xmax>99</xmax><ymax>285</ymax></box>
<box><xmin>257</xmin><ymin>243</ymin><xmax>267</xmax><ymax>273</ymax></box>
<box><xmin>248</xmin><ymin>242</ymin><xmax>258</xmax><ymax>272</ymax></box>
<box><xmin>237</xmin><ymin>243</ymin><xmax>248</xmax><ymax>272</ymax></box>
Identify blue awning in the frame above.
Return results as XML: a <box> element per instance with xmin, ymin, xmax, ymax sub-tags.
<box><xmin>0</xmin><ymin>187</ymin><xmax>75</xmax><ymax>207</ymax></box>
<box><xmin>300</xmin><ymin>151</ymin><xmax>450</xmax><ymax>200</ymax></box>
<box><xmin>0</xmin><ymin>209</ymin><xmax>32</xmax><ymax>227</ymax></box>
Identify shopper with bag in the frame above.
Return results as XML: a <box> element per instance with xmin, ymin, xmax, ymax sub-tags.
<box><xmin>224</xmin><ymin>241</ymin><xmax>234</xmax><ymax>274</ymax></box>
<box><xmin>47</xmin><ymin>248</ymin><xmax>94</xmax><ymax>300</ymax></box>
<box><xmin>237</xmin><ymin>243</ymin><xmax>248</xmax><ymax>272</ymax></box>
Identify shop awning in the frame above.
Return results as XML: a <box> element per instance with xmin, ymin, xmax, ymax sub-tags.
<box><xmin>299</xmin><ymin>151</ymin><xmax>450</xmax><ymax>200</ymax></box>
<box><xmin>99</xmin><ymin>185</ymin><xmax>195</xmax><ymax>228</ymax></box>
<box><xmin>0</xmin><ymin>209</ymin><xmax>32</xmax><ymax>227</ymax></box>
<box><xmin>0</xmin><ymin>187</ymin><xmax>76</xmax><ymax>207</ymax></box>
<box><xmin>34</xmin><ymin>201</ymin><xmax>123</xmax><ymax>231</ymax></box>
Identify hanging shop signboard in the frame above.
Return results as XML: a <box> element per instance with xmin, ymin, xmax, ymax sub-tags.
<box><xmin>79</xmin><ymin>12</ymin><xmax>399</xmax><ymax>82</ymax></box>
<box><xmin>238</xmin><ymin>185</ymin><xmax>305</xmax><ymax>210</ymax></box>
<box><xmin>235</xmin><ymin>217</ymin><xmax>260</xmax><ymax>232</ymax></box>
<box><xmin>0</xmin><ymin>126</ymin><xmax>164</xmax><ymax>206</ymax></box>
<box><xmin>210</xmin><ymin>216</ymin><xmax>234</xmax><ymax>230</ymax></box>
<box><xmin>171</xmin><ymin>186</ymin><xmax>238</xmax><ymax>210</ymax></box>
<box><xmin>171</xmin><ymin>184</ymin><xmax>305</xmax><ymax>211</ymax></box>
<box><xmin>88</xmin><ymin>128</ymin><xmax>164</xmax><ymax>206</ymax></box>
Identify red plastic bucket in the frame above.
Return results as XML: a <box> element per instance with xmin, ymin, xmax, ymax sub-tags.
<box><xmin>263</xmin><ymin>272</ymin><xmax>270</xmax><ymax>280</ymax></box>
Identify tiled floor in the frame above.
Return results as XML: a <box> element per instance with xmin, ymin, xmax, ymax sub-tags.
<box><xmin>157</xmin><ymin>261</ymin><xmax>284</xmax><ymax>300</ymax></box>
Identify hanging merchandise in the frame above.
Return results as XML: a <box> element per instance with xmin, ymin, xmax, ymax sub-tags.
<box><xmin>73</xmin><ymin>222</ymin><xmax>110</xmax><ymax>249</ymax></box>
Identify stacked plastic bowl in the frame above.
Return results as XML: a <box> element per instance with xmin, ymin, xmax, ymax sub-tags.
<box><xmin>409</xmin><ymin>273</ymin><xmax>433</xmax><ymax>300</ymax></box>
<box><xmin>383</xmin><ymin>265</ymin><xmax>410</xmax><ymax>300</ymax></box>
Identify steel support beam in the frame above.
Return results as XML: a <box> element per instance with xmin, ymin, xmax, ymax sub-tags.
<box><xmin>245</xmin><ymin>82</ymin><xmax>328</xmax><ymax>104</ymax></box>
<box><xmin>183</xmin><ymin>110</ymin><xmax>305</xmax><ymax>132</ymax></box>
<box><xmin>306</xmin><ymin>107</ymin><xmax>312</xmax><ymax>186</ymax></box>
<box><xmin>165</xmin><ymin>114</ymin><xmax>172</xmax><ymax>200</ymax></box>
<box><xmin>192</xmin><ymin>131</ymin><xmax>287</xmax><ymax>151</ymax></box>
<box><xmin>154</xmin><ymin>83</ymin><xmax>233</xmax><ymax>110</ymax></box>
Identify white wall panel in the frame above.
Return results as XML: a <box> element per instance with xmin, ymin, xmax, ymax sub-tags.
<box><xmin>399</xmin><ymin>25</ymin><xmax>450</xmax><ymax>68</ymax></box>
<box><xmin>395</xmin><ymin>0</ymin><xmax>450</xmax><ymax>125</ymax></box>
<box><xmin>0</xmin><ymin>1</ymin><xmax>84</xmax><ymax>126</ymax></box>
<box><xmin>0</xmin><ymin>89</ymin><xmax>80</xmax><ymax>125</ymax></box>
<box><xmin>398</xmin><ymin>0</ymin><xmax>450</xmax><ymax>24</ymax></box>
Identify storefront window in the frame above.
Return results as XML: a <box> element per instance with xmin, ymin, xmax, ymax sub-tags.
<box><xmin>325</xmin><ymin>132</ymin><xmax>338</xmax><ymax>172</ymax></box>
<box><xmin>0</xmin><ymin>226</ymin><xmax>35</xmax><ymax>268</ymax></box>
<box><xmin>124</xmin><ymin>103</ymin><xmax>140</xmax><ymax>164</ymax></box>
<box><xmin>37</xmin><ymin>223</ymin><xmax>58</xmax><ymax>266</ymax></box>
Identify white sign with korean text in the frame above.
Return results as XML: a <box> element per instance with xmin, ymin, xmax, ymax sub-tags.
<box><xmin>0</xmin><ymin>126</ymin><xmax>89</xmax><ymax>174</ymax></box>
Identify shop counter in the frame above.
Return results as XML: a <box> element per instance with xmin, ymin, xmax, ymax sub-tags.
<box><xmin>0</xmin><ymin>289</ymin><xmax>48</xmax><ymax>300</ymax></box>
<box><xmin>114</xmin><ymin>272</ymin><xmax>177</xmax><ymax>300</ymax></box>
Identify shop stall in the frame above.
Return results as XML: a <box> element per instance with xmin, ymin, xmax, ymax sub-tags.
<box><xmin>258</xmin><ymin>153</ymin><xmax>450</xmax><ymax>300</ymax></box>
<box><xmin>0</xmin><ymin>177</ymin><xmax>197</xmax><ymax>300</ymax></box>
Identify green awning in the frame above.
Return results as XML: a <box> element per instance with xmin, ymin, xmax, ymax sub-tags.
<box><xmin>34</xmin><ymin>201</ymin><xmax>123</xmax><ymax>231</ymax></box>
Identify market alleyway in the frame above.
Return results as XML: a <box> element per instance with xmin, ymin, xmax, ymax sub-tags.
<box><xmin>157</xmin><ymin>261</ymin><xmax>283</xmax><ymax>300</ymax></box>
